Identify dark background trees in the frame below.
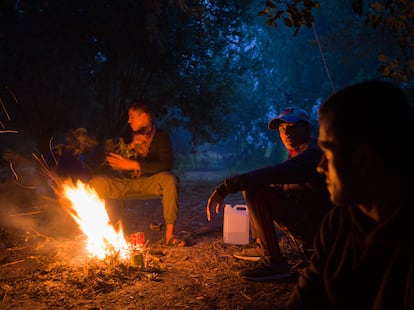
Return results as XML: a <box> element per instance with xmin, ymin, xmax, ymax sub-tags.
<box><xmin>1</xmin><ymin>0</ymin><xmax>412</xmax><ymax>172</ymax></box>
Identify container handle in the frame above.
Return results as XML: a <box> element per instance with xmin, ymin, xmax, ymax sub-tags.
<box><xmin>235</xmin><ymin>206</ymin><xmax>247</xmax><ymax>211</ymax></box>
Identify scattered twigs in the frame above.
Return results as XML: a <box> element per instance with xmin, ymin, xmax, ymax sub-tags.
<box><xmin>12</xmin><ymin>180</ymin><xmax>37</xmax><ymax>189</ymax></box>
<box><xmin>29</xmin><ymin>228</ymin><xmax>55</xmax><ymax>243</ymax></box>
<box><xmin>0</xmin><ymin>87</ymin><xmax>19</xmax><ymax>133</ymax></box>
<box><xmin>240</xmin><ymin>290</ymin><xmax>252</xmax><ymax>301</ymax></box>
<box><xmin>0</xmin><ymin>96</ymin><xmax>11</xmax><ymax>121</ymax></box>
<box><xmin>1</xmin><ymin>283</ymin><xmax>12</xmax><ymax>303</ymax></box>
<box><xmin>49</xmin><ymin>137</ymin><xmax>59</xmax><ymax>167</ymax></box>
<box><xmin>0</xmin><ymin>129</ymin><xmax>18</xmax><ymax>134</ymax></box>
<box><xmin>0</xmin><ymin>259</ymin><xmax>25</xmax><ymax>268</ymax></box>
<box><xmin>2</xmin><ymin>291</ymin><xmax>7</xmax><ymax>303</ymax></box>
<box><xmin>32</xmin><ymin>152</ymin><xmax>63</xmax><ymax>192</ymax></box>
<box><xmin>8</xmin><ymin>162</ymin><xmax>18</xmax><ymax>181</ymax></box>
<box><xmin>5</xmin><ymin>86</ymin><xmax>19</xmax><ymax>105</ymax></box>
<box><xmin>2</xmin><ymin>151</ymin><xmax>37</xmax><ymax>189</ymax></box>
<box><xmin>31</xmin><ymin>152</ymin><xmax>81</xmax><ymax>223</ymax></box>
<box><xmin>9</xmin><ymin>211</ymin><xmax>42</xmax><ymax>217</ymax></box>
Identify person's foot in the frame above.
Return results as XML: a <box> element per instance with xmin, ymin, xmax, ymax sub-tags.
<box><xmin>149</xmin><ymin>223</ymin><xmax>164</xmax><ymax>231</ymax></box>
<box><xmin>240</xmin><ymin>257</ymin><xmax>292</xmax><ymax>281</ymax></box>
<box><xmin>233</xmin><ymin>245</ymin><xmax>266</xmax><ymax>261</ymax></box>
<box><xmin>165</xmin><ymin>224</ymin><xmax>185</xmax><ymax>246</ymax></box>
<box><xmin>165</xmin><ymin>235</ymin><xmax>186</xmax><ymax>247</ymax></box>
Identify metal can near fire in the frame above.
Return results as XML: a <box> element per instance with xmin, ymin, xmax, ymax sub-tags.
<box><xmin>130</xmin><ymin>251</ymin><xmax>145</xmax><ymax>268</ymax></box>
<box><xmin>130</xmin><ymin>232</ymin><xmax>145</xmax><ymax>248</ymax></box>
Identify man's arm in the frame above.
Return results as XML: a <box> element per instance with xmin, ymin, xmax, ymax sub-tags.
<box><xmin>206</xmin><ymin>144</ymin><xmax>324</xmax><ymax>220</ymax></box>
<box><xmin>224</xmin><ymin>145</ymin><xmax>323</xmax><ymax>194</ymax></box>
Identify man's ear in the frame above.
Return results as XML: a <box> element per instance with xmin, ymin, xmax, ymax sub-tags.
<box><xmin>351</xmin><ymin>144</ymin><xmax>375</xmax><ymax>176</ymax></box>
<box><xmin>142</xmin><ymin>111</ymin><xmax>150</xmax><ymax>120</ymax></box>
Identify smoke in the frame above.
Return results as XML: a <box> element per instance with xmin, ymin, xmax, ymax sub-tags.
<box><xmin>0</xmin><ymin>158</ymin><xmax>81</xmax><ymax>243</ymax></box>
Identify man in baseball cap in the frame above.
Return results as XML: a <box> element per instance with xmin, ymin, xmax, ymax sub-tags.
<box><xmin>268</xmin><ymin>107</ymin><xmax>310</xmax><ymax>130</ymax></box>
<box><xmin>206</xmin><ymin>106</ymin><xmax>331</xmax><ymax>281</ymax></box>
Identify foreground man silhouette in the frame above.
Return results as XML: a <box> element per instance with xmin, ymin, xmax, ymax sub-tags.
<box><xmin>288</xmin><ymin>80</ymin><xmax>414</xmax><ymax>309</ymax></box>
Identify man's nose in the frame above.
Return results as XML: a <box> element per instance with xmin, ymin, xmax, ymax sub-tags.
<box><xmin>284</xmin><ymin>127</ymin><xmax>294</xmax><ymax>135</ymax></box>
<box><xmin>316</xmin><ymin>154</ymin><xmax>327</xmax><ymax>174</ymax></box>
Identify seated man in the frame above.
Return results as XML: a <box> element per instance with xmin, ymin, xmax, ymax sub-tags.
<box><xmin>207</xmin><ymin>107</ymin><xmax>332</xmax><ymax>281</ymax></box>
<box><xmin>288</xmin><ymin>80</ymin><xmax>414</xmax><ymax>309</ymax></box>
<box><xmin>89</xmin><ymin>100</ymin><xmax>185</xmax><ymax>247</ymax></box>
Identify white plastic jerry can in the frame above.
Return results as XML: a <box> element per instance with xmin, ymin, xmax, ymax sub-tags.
<box><xmin>223</xmin><ymin>204</ymin><xmax>250</xmax><ymax>245</ymax></box>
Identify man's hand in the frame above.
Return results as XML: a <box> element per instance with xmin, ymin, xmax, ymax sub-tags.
<box><xmin>128</xmin><ymin>134</ymin><xmax>148</xmax><ymax>150</ymax></box>
<box><xmin>106</xmin><ymin>152</ymin><xmax>140</xmax><ymax>171</ymax></box>
<box><xmin>206</xmin><ymin>189</ymin><xmax>225</xmax><ymax>222</ymax></box>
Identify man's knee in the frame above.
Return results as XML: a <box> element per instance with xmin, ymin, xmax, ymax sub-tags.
<box><xmin>88</xmin><ymin>175</ymin><xmax>102</xmax><ymax>186</ymax></box>
<box><xmin>88</xmin><ymin>176</ymin><xmax>106</xmax><ymax>196</ymax></box>
<box><xmin>158</xmin><ymin>171</ymin><xmax>179</xmax><ymax>187</ymax></box>
<box><xmin>244</xmin><ymin>188</ymin><xmax>286</xmax><ymax>209</ymax></box>
<box><xmin>243</xmin><ymin>188</ymin><xmax>268</xmax><ymax>203</ymax></box>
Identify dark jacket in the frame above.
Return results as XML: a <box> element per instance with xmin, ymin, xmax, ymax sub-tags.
<box><xmin>216</xmin><ymin>142</ymin><xmax>331</xmax><ymax>243</ymax></box>
<box><xmin>218</xmin><ymin>142</ymin><xmax>329</xmax><ymax>201</ymax></box>
<box><xmin>123</xmin><ymin>127</ymin><xmax>173</xmax><ymax>177</ymax></box>
<box><xmin>288</xmin><ymin>204</ymin><xmax>414</xmax><ymax>309</ymax></box>
<box><xmin>222</xmin><ymin>143</ymin><xmax>324</xmax><ymax>191</ymax></box>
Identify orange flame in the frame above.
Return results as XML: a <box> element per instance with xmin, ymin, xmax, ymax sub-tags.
<box><xmin>61</xmin><ymin>180</ymin><xmax>130</xmax><ymax>260</ymax></box>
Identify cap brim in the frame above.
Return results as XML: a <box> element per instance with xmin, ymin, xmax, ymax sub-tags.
<box><xmin>268</xmin><ymin>115</ymin><xmax>303</xmax><ymax>130</ymax></box>
<box><xmin>268</xmin><ymin>118</ymin><xmax>281</xmax><ymax>130</ymax></box>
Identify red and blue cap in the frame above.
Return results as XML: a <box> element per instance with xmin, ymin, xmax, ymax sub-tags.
<box><xmin>268</xmin><ymin>107</ymin><xmax>310</xmax><ymax>130</ymax></box>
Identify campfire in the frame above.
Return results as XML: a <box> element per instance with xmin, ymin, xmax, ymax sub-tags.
<box><xmin>60</xmin><ymin>180</ymin><xmax>132</xmax><ymax>261</ymax></box>
<box><xmin>50</xmin><ymin>178</ymin><xmax>166</xmax><ymax>288</ymax></box>
<box><xmin>30</xmin><ymin>152</ymin><xmax>136</xmax><ymax>262</ymax></box>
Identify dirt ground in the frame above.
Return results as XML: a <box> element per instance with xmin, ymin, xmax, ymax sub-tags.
<box><xmin>0</xmin><ymin>170</ymin><xmax>299</xmax><ymax>309</ymax></box>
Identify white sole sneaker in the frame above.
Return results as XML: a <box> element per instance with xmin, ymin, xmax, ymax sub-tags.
<box><xmin>233</xmin><ymin>247</ymin><xmax>265</xmax><ymax>261</ymax></box>
<box><xmin>240</xmin><ymin>260</ymin><xmax>292</xmax><ymax>281</ymax></box>
<box><xmin>233</xmin><ymin>253</ymin><xmax>262</xmax><ymax>261</ymax></box>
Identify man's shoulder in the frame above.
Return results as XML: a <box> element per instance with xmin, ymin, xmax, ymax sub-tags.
<box><xmin>324</xmin><ymin>205</ymin><xmax>371</xmax><ymax>228</ymax></box>
<box><xmin>154</xmin><ymin>127</ymin><xmax>168</xmax><ymax>135</ymax></box>
<box><xmin>154</xmin><ymin>128</ymin><xmax>171</xmax><ymax>140</ymax></box>
<box><xmin>289</xmin><ymin>142</ymin><xmax>322</xmax><ymax>164</ymax></box>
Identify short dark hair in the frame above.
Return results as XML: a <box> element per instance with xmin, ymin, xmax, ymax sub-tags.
<box><xmin>128</xmin><ymin>100</ymin><xmax>154</xmax><ymax>117</ymax></box>
<box><xmin>319</xmin><ymin>80</ymin><xmax>414</xmax><ymax>177</ymax></box>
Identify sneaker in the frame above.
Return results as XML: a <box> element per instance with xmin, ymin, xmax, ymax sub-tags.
<box><xmin>241</xmin><ymin>257</ymin><xmax>292</xmax><ymax>281</ymax></box>
<box><xmin>233</xmin><ymin>246</ymin><xmax>265</xmax><ymax>262</ymax></box>
<box><xmin>290</xmin><ymin>259</ymin><xmax>309</xmax><ymax>272</ymax></box>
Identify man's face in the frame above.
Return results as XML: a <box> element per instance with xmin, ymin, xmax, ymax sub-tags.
<box><xmin>317</xmin><ymin>117</ymin><xmax>350</xmax><ymax>206</ymax></box>
<box><xmin>128</xmin><ymin>109</ymin><xmax>149</xmax><ymax>132</ymax></box>
<box><xmin>278</xmin><ymin>122</ymin><xmax>309</xmax><ymax>150</ymax></box>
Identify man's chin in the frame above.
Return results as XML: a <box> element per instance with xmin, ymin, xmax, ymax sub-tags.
<box><xmin>285</xmin><ymin>143</ymin><xmax>299</xmax><ymax>150</ymax></box>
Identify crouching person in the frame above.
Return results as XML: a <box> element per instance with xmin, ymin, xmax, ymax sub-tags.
<box><xmin>207</xmin><ymin>107</ymin><xmax>332</xmax><ymax>281</ymax></box>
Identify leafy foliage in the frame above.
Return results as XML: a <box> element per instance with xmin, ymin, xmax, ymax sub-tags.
<box><xmin>1</xmin><ymin>0</ymin><xmax>411</xmax><ymax>172</ymax></box>
<box><xmin>367</xmin><ymin>1</ymin><xmax>414</xmax><ymax>81</ymax></box>
<box><xmin>258</xmin><ymin>0</ymin><xmax>320</xmax><ymax>35</ymax></box>
<box><xmin>0</xmin><ymin>0</ymin><xmax>236</xmax><ymax>153</ymax></box>
<box><xmin>259</xmin><ymin>0</ymin><xmax>414</xmax><ymax>81</ymax></box>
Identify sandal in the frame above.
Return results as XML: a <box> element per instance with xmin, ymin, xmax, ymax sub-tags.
<box><xmin>166</xmin><ymin>236</ymin><xmax>186</xmax><ymax>247</ymax></box>
<box><xmin>149</xmin><ymin>223</ymin><xmax>164</xmax><ymax>231</ymax></box>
